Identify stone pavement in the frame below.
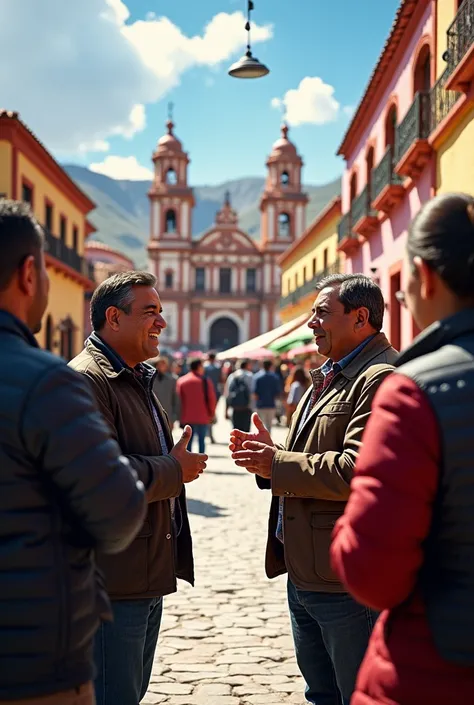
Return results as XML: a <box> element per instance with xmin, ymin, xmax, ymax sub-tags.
<box><xmin>143</xmin><ymin>406</ymin><xmax>305</xmax><ymax>705</ymax></box>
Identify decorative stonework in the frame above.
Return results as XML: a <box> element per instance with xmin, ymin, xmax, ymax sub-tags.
<box><xmin>147</xmin><ymin>117</ymin><xmax>308</xmax><ymax>350</ymax></box>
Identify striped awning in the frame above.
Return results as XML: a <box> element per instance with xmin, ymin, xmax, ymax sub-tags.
<box><xmin>215</xmin><ymin>313</ymin><xmax>308</xmax><ymax>360</ymax></box>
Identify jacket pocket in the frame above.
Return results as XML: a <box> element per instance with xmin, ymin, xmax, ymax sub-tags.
<box><xmin>311</xmin><ymin>513</ymin><xmax>340</xmax><ymax>583</ymax></box>
<box><xmin>318</xmin><ymin>401</ymin><xmax>351</xmax><ymax>416</ymax></box>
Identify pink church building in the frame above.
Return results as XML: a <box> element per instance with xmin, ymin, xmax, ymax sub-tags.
<box><xmin>337</xmin><ymin>0</ymin><xmax>438</xmax><ymax>350</ymax></box>
<box><xmin>147</xmin><ymin>117</ymin><xmax>308</xmax><ymax>352</ymax></box>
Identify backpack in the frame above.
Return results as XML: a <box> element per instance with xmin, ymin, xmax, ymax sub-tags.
<box><xmin>228</xmin><ymin>374</ymin><xmax>250</xmax><ymax>409</ymax></box>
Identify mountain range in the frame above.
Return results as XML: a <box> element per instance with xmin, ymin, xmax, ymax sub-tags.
<box><xmin>64</xmin><ymin>165</ymin><xmax>341</xmax><ymax>267</ymax></box>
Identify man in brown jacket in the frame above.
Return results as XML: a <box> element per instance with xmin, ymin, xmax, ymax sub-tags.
<box><xmin>231</xmin><ymin>274</ymin><xmax>398</xmax><ymax>705</ymax></box>
<box><xmin>70</xmin><ymin>271</ymin><xmax>207</xmax><ymax>705</ymax></box>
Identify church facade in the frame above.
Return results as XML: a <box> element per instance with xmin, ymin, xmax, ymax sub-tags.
<box><xmin>147</xmin><ymin>117</ymin><xmax>308</xmax><ymax>352</ymax></box>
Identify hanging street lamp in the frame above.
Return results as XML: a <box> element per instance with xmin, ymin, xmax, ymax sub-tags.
<box><xmin>228</xmin><ymin>1</ymin><xmax>270</xmax><ymax>79</ymax></box>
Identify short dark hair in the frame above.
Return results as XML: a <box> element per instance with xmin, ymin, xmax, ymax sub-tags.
<box><xmin>208</xmin><ymin>352</ymin><xmax>216</xmax><ymax>362</ymax></box>
<box><xmin>239</xmin><ymin>359</ymin><xmax>249</xmax><ymax>370</ymax></box>
<box><xmin>263</xmin><ymin>360</ymin><xmax>273</xmax><ymax>372</ymax></box>
<box><xmin>90</xmin><ymin>270</ymin><xmax>157</xmax><ymax>331</ymax></box>
<box><xmin>315</xmin><ymin>273</ymin><xmax>385</xmax><ymax>331</ymax></box>
<box><xmin>408</xmin><ymin>193</ymin><xmax>474</xmax><ymax>301</ymax></box>
<box><xmin>190</xmin><ymin>358</ymin><xmax>203</xmax><ymax>372</ymax></box>
<box><xmin>0</xmin><ymin>200</ymin><xmax>44</xmax><ymax>291</ymax></box>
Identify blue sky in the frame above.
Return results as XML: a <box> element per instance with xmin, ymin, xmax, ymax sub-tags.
<box><xmin>0</xmin><ymin>0</ymin><xmax>400</xmax><ymax>185</ymax></box>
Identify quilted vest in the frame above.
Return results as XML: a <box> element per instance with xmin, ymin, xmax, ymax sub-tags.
<box><xmin>395</xmin><ymin>308</ymin><xmax>474</xmax><ymax>665</ymax></box>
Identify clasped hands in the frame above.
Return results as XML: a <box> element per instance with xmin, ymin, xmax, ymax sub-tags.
<box><xmin>229</xmin><ymin>413</ymin><xmax>276</xmax><ymax>479</ymax></box>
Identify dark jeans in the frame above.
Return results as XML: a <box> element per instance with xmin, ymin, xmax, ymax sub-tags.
<box><xmin>287</xmin><ymin>580</ymin><xmax>376</xmax><ymax>705</ymax></box>
<box><xmin>232</xmin><ymin>407</ymin><xmax>252</xmax><ymax>432</ymax></box>
<box><xmin>190</xmin><ymin>424</ymin><xmax>207</xmax><ymax>453</ymax></box>
<box><xmin>94</xmin><ymin>597</ymin><xmax>163</xmax><ymax>705</ymax></box>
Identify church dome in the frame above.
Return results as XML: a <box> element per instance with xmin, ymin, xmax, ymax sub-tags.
<box><xmin>156</xmin><ymin>120</ymin><xmax>183</xmax><ymax>153</ymax></box>
<box><xmin>270</xmin><ymin>124</ymin><xmax>297</xmax><ymax>158</ymax></box>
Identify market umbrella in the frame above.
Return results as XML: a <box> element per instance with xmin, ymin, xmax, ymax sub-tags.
<box><xmin>288</xmin><ymin>342</ymin><xmax>317</xmax><ymax>356</ymax></box>
<box><xmin>245</xmin><ymin>347</ymin><xmax>275</xmax><ymax>360</ymax></box>
<box><xmin>268</xmin><ymin>321</ymin><xmax>313</xmax><ymax>354</ymax></box>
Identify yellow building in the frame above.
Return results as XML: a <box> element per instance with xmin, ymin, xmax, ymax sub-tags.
<box><xmin>278</xmin><ymin>197</ymin><xmax>341</xmax><ymax>323</ymax></box>
<box><xmin>0</xmin><ymin>110</ymin><xmax>95</xmax><ymax>359</ymax></box>
<box><xmin>433</xmin><ymin>0</ymin><xmax>474</xmax><ymax>194</ymax></box>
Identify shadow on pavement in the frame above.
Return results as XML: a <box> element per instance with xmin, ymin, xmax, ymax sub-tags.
<box><xmin>186</xmin><ymin>498</ymin><xmax>227</xmax><ymax>518</ymax></box>
<box><xmin>205</xmin><ymin>469</ymin><xmax>241</xmax><ymax>477</ymax></box>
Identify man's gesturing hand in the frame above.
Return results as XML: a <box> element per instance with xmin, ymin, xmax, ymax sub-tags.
<box><xmin>229</xmin><ymin>413</ymin><xmax>274</xmax><ymax>453</ymax></box>
<box><xmin>232</xmin><ymin>441</ymin><xmax>276</xmax><ymax>479</ymax></box>
<box><xmin>230</xmin><ymin>414</ymin><xmax>275</xmax><ymax>479</ymax></box>
<box><xmin>170</xmin><ymin>425</ymin><xmax>208</xmax><ymax>483</ymax></box>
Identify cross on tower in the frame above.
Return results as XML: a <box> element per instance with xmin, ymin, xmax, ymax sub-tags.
<box><xmin>168</xmin><ymin>102</ymin><xmax>174</xmax><ymax>122</ymax></box>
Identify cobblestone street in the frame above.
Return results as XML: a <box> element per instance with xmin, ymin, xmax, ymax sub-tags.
<box><xmin>144</xmin><ymin>405</ymin><xmax>305</xmax><ymax>705</ymax></box>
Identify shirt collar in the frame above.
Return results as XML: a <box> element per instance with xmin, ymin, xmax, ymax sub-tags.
<box><xmin>321</xmin><ymin>334</ymin><xmax>377</xmax><ymax>375</ymax></box>
<box><xmin>88</xmin><ymin>331</ymin><xmax>154</xmax><ymax>383</ymax></box>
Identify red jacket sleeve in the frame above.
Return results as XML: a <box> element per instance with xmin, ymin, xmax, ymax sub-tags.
<box><xmin>330</xmin><ymin>372</ymin><xmax>440</xmax><ymax>611</ymax></box>
<box><xmin>207</xmin><ymin>378</ymin><xmax>217</xmax><ymax>416</ymax></box>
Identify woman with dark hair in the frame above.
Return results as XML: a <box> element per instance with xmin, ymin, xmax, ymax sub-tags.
<box><xmin>285</xmin><ymin>365</ymin><xmax>311</xmax><ymax>426</ymax></box>
<box><xmin>331</xmin><ymin>193</ymin><xmax>474</xmax><ymax>704</ymax></box>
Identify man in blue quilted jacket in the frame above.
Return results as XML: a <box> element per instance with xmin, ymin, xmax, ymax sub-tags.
<box><xmin>0</xmin><ymin>200</ymin><xmax>146</xmax><ymax>705</ymax></box>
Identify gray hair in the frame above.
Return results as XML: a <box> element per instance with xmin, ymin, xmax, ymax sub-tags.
<box><xmin>315</xmin><ymin>273</ymin><xmax>385</xmax><ymax>332</ymax></box>
<box><xmin>90</xmin><ymin>270</ymin><xmax>157</xmax><ymax>331</ymax></box>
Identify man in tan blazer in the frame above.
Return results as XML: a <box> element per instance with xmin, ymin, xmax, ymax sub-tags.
<box><xmin>230</xmin><ymin>274</ymin><xmax>398</xmax><ymax>705</ymax></box>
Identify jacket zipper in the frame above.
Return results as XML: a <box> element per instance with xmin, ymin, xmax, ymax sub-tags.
<box><xmin>129</xmin><ymin>372</ymin><xmax>177</xmax><ymax>584</ymax></box>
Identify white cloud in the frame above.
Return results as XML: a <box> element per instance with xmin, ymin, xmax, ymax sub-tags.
<box><xmin>343</xmin><ymin>105</ymin><xmax>356</xmax><ymax>118</ymax></box>
<box><xmin>112</xmin><ymin>104</ymin><xmax>146</xmax><ymax>139</ymax></box>
<box><xmin>103</xmin><ymin>0</ymin><xmax>130</xmax><ymax>24</ymax></box>
<box><xmin>271</xmin><ymin>77</ymin><xmax>340</xmax><ymax>127</ymax></box>
<box><xmin>0</xmin><ymin>1</ymin><xmax>272</xmax><ymax>154</ymax></box>
<box><xmin>120</xmin><ymin>12</ymin><xmax>272</xmax><ymax>80</ymax></box>
<box><xmin>89</xmin><ymin>155</ymin><xmax>154</xmax><ymax>180</ymax></box>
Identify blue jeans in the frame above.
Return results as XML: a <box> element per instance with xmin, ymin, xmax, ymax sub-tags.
<box><xmin>94</xmin><ymin>597</ymin><xmax>163</xmax><ymax>705</ymax></box>
<box><xmin>287</xmin><ymin>580</ymin><xmax>376</xmax><ymax>705</ymax></box>
<box><xmin>190</xmin><ymin>424</ymin><xmax>207</xmax><ymax>453</ymax></box>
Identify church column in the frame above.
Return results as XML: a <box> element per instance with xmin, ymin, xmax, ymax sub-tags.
<box><xmin>182</xmin><ymin>306</ymin><xmax>190</xmax><ymax>344</ymax></box>
<box><xmin>199</xmin><ymin>310</ymin><xmax>207</xmax><ymax>346</ymax></box>
<box><xmin>243</xmin><ymin>310</ymin><xmax>250</xmax><ymax>340</ymax></box>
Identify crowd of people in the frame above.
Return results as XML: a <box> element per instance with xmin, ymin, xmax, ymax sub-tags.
<box><xmin>0</xmin><ymin>192</ymin><xmax>473</xmax><ymax>705</ymax></box>
<box><xmin>149</xmin><ymin>349</ymin><xmax>319</xmax><ymax>454</ymax></box>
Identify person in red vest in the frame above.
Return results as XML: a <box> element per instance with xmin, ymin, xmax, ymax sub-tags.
<box><xmin>177</xmin><ymin>359</ymin><xmax>217</xmax><ymax>453</ymax></box>
<box><xmin>331</xmin><ymin>193</ymin><xmax>474</xmax><ymax>705</ymax></box>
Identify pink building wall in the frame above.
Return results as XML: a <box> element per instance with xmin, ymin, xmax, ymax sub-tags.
<box><xmin>341</xmin><ymin>2</ymin><xmax>434</xmax><ymax>350</ymax></box>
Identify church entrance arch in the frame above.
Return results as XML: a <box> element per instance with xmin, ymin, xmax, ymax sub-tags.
<box><xmin>209</xmin><ymin>317</ymin><xmax>239</xmax><ymax>351</ymax></box>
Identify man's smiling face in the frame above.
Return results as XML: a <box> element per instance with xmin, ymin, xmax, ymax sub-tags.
<box><xmin>115</xmin><ymin>285</ymin><xmax>167</xmax><ymax>365</ymax></box>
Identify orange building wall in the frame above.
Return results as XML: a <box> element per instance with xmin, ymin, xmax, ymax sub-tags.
<box><xmin>15</xmin><ymin>152</ymin><xmax>91</xmax><ymax>355</ymax></box>
<box><xmin>17</xmin><ymin>153</ymin><xmax>86</xmax><ymax>254</ymax></box>
<box><xmin>38</xmin><ymin>269</ymin><xmax>86</xmax><ymax>354</ymax></box>
<box><xmin>0</xmin><ymin>141</ymin><xmax>12</xmax><ymax>197</ymax></box>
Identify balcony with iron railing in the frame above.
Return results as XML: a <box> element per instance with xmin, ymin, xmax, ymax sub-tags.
<box><xmin>371</xmin><ymin>145</ymin><xmax>404</xmax><ymax>214</ymax></box>
<box><xmin>395</xmin><ymin>91</ymin><xmax>432</xmax><ymax>178</ymax></box>
<box><xmin>351</xmin><ymin>185</ymin><xmax>378</xmax><ymax>238</ymax></box>
<box><xmin>446</xmin><ymin>0</ymin><xmax>474</xmax><ymax>91</ymax></box>
<box><xmin>431</xmin><ymin>67</ymin><xmax>462</xmax><ymax>134</ymax></box>
<box><xmin>44</xmin><ymin>228</ymin><xmax>93</xmax><ymax>281</ymax></box>
<box><xmin>279</xmin><ymin>261</ymin><xmax>339</xmax><ymax>309</ymax></box>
